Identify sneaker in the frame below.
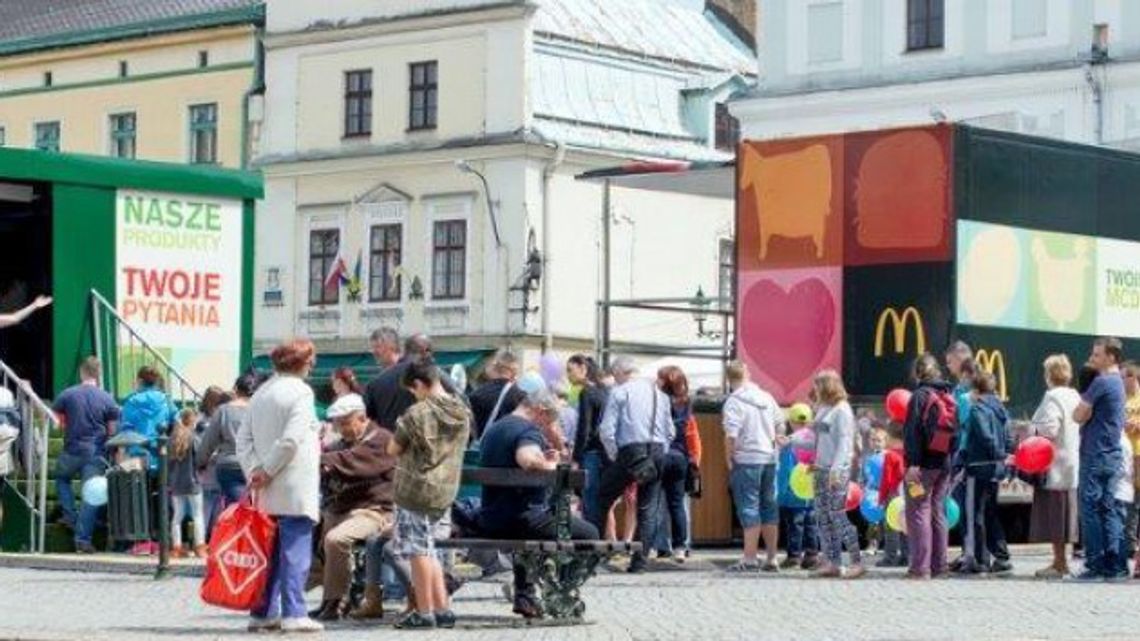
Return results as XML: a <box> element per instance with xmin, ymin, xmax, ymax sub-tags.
<box><xmin>394</xmin><ymin>611</ymin><xmax>436</xmax><ymax>629</ymax></box>
<box><xmin>627</xmin><ymin>556</ymin><xmax>648</xmax><ymax>574</ymax></box>
<box><xmin>75</xmin><ymin>542</ymin><xmax>97</xmax><ymax>555</ymax></box>
<box><xmin>725</xmin><ymin>560</ymin><xmax>760</xmax><ymax>573</ymax></box>
<box><xmin>1069</xmin><ymin>570</ymin><xmax>1105</xmax><ymax>583</ymax></box>
<box><xmin>990</xmin><ymin>559</ymin><xmax>1013</xmax><ymax>574</ymax></box>
<box><xmin>512</xmin><ymin>593</ymin><xmax>543</xmax><ymax>620</ymax></box>
<box><xmin>434</xmin><ymin>610</ymin><xmax>457</xmax><ymax>629</ymax></box>
<box><xmin>779</xmin><ymin>555</ymin><xmax>802</xmax><ymax>570</ymax></box>
<box><xmin>281</xmin><ymin>617</ymin><xmax>324</xmax><ymax>633</ymax></box>
<box><xmin>673</xmin><ymin>549</ymin><xmax>688</xmax><ymax>563</ymax></box>
<box><xmin>1106</xmin><ymin>570</ymin><xmax>1131</xmax><ymax>583</ymax></box>
<box><xmin>800</xmin><ymin>555</ymin><xmax>820</xmax><ymax>571</ymax></box>
<box><xmin>955</xmin><ymin>558</ymin><xmax>985</xmax><ymax>575</ymax></box>
<box><xmin>761</xmin><ymin>561</ymin><xmax>780</xmax><ymax>573</ymax></box>
<box><xmin>948</xmin><ymin>556</ymin><xmax>965</xmax><ymax>572</ymax></box>
<box><xmin>247</xmin><ymin>617</ymin><xmax>282</xmax><ymax>633</ymax></box>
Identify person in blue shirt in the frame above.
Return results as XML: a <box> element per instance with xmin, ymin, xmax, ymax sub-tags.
<box><xmin>777</xmin><ymin>404</ymin><xmax>819</xmax><ymax>570</ymax></box>
<box><xmin>1073</xmin><ymin>337</ymin><xmax>1128</xmax><ymax>581</ymax></box>
<box><xmin>119</xmin><ymin>365</ymin><xmax>178</xmax><ymax>470</ymax></box>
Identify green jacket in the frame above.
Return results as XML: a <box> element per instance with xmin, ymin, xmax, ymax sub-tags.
<box><xmin>393</xmin><ymin>394</ymin><xmax>472</xmax><ymax>518</ymax></box>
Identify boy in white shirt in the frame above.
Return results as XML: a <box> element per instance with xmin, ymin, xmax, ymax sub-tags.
<box><xmin>1113</xmin><ymin>434</ymin><xmax>1134</xmax><ymax>581</ymax></box>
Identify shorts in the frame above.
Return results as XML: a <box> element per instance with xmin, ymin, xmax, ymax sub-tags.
<box><xmin>730</xmin><ymin>463</ymin><xmax>778</xmax><ymax>527</ymax></box>
<box><xmin>393</xmin><ymin>507</ymin><xmax>451</xmax><ymax>558</ymax></box>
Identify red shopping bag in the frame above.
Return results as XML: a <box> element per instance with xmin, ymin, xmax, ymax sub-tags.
<box><xmin>200</xmin><ymin>495</ymin><xmax>277</xmax><ymax>611</ymax></box>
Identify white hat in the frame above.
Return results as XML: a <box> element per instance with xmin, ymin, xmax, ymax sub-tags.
<box><xmin>326</xmin><ymin>393</ymin><xmax>365</xmax><ymax>420</ymax></box>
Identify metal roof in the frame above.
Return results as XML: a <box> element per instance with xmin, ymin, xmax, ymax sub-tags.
<box><xmin>576</xmin><ymin>160</ymin><xmax>735</xmax><ymax>199</ymax></box>
<box><xmin>533</xmin><ymin>0</ymin><xmax>755</xmax><ymax>74</ymax></box>
<box><xmin>0</xmin><ymin>0</ymin><xmax>262</xmax><ymax>55</ymax></box>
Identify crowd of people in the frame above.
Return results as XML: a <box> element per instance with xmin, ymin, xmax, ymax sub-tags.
<box><xmin>38</xmin><ymin>324</ymin><xmax>1140</xmax><ymax>632</ymax></box>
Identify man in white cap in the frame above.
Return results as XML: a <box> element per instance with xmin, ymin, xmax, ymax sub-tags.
<box><xmin>312</xmin><ymin>393</ymin><xmax>398</xmax><ymax>621</ymax></box>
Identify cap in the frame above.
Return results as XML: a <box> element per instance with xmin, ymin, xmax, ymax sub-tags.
<box><xmin>326</xmin><ymin>393</ymin><xmax>366</xmax><ymax>420</ymax></box>
<box><xmin>787</xmin><ymin>402</ymin><xmax>813</xmax><ymax>424</ymax></box>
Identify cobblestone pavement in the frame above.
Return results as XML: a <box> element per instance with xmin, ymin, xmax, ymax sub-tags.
<box><xmin>2</xmin><ymin>551</ymin><xmax>1140</xmax><ymax>641</ymax></box>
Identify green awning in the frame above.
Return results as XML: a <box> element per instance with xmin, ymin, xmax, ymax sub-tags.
<box><xmin>250</xmin><ymin>349</ymin><xmax>492</xmax><ymax>384</ymax></box>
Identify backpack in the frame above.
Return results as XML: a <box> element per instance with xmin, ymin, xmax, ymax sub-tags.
<box><xmin>922</xmin><ymin>389</ymin><xmax>959</xmax><ymax>455</ymax></box>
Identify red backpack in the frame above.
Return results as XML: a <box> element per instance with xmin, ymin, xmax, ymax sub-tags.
<box><xmin>922</xmin><ymin>389</ymin><xmax>959</xmax><ymax>455</ymax></box>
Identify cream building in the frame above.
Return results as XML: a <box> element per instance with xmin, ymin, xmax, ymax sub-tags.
<box><xmin>0</xmin><ymin>0</ymin><xmax>263</xmax><ymax>168</ymax></box>
<box><xmin>255</xmin><ymin>0</ymin><xmax>755</xmax><ymax>372</ymax></box>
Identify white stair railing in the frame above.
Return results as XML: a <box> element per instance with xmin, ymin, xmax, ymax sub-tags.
<box><xmin>0</xmin><ymin>358</ymin><xmax>57</xmax><ymax>553</ymax></box>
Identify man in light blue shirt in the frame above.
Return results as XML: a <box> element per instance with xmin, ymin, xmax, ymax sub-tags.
<box><xmin>593</xmin><ymin>356</ymin><xmax>674</xmax><ymax>573</ymax></box>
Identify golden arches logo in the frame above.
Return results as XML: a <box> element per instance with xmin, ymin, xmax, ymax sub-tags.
<box><xmin>874</xmin><ymin>307</ymin><xmax>927</xmax><ymax>357</ymax></box>
<box><xmin>975</xmin><ymin>349</ymin><xmax>1009</xmax><ymax>401</ymax></box>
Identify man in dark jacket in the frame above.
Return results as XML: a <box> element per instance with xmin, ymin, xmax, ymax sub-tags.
<box><xmin>469</xmin><ymin>349</ymin><xmax>526</xmax><ymax>440</ymax></box>
<box><xmin>314</xmin><ymin>393</ymin><xmax>397</xmax><ymax>621</ymax></box>
<box><xmin>955</xmin><ymin>371</ymin><xmax>1013</xmax><ymax>575</ymax></box>
<box><xmin>364</xmin><ymin>333</ymin><xmax>463</xmax><ymax>431</ymax></box>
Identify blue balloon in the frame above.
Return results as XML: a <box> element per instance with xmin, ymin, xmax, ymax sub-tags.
<box><xmin>82</xmin><ymin>476</ymin><xmax>108</xmax><ymax>507</ymax></box>
<box><xmin>862</xmin><ymin>453</ymin><xmax>885</xmax><ymax>490</ymax></box>
<box><xmin>859</xmin><ymin>492</ymin><xmax>885</xmax><ymax>524</ymax></box>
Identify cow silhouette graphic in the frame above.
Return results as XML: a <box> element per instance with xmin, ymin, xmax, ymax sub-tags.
<box><xmin>739</xmin><ymin>143</ymin><xmax>832</xmax><ymax>261</ymax></box>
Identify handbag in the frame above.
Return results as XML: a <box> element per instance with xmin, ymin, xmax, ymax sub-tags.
<box><xmin>201</xmin><ymin>493</ymin><xmax>277</xmax><ymax>611</ymax></box>
<box><xmin>623</xmin><ymin>383</ymin><xmax>662</xmax><ymax>484</ymax></box>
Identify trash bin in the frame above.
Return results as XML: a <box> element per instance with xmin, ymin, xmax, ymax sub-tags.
<box><xmin>106</xmin><ymin>467</ymin><xmax>150</xmax><ymax>543</ymax></box>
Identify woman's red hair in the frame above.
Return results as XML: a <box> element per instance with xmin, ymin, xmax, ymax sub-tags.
<box><xmin>271</xmin><ymin>339</ymin><xmax>316</xmax><ymax>374</ymax></box>
<box><xmin>657</xmin><ymin>365</ymin><xmax>690</xmax><ymax>406</ymax></box>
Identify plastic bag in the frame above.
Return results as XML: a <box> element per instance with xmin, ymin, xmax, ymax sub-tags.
<box><xmin>200</xmin><ymin>495</ymin><xmax>276</xmax><ymax>611</ymax></box>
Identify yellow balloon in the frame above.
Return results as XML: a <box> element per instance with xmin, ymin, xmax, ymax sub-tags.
<box><xmin>886</xmin><ymin>496</ymin><xmax>907</xmax><ymax>533</ymax></box>
<box><xmin>790</xmin><ymin>463</ymin><xmax>815</xmax><ymax>500</ymax></box>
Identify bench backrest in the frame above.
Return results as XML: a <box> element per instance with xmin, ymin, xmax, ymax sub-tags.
<box><xmin>460</xmin><ymin>465</ymin><xmax>585</xmax><ymax>491</ymax></box>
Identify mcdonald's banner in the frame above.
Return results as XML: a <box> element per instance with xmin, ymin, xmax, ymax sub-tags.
<box><xmin>843</xmin><ymin>262</ymin><xmax>953</xmax><ymax>398</ymax></box>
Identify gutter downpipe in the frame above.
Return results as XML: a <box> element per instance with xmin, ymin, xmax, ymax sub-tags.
<box><xmin>1084</xmin><ymin>62</ymin><xmax>1105</xmax><ymax>145</ymax></box>
<box><xmin>540</xmin><ymin>142</ymin><xmax>566</xmax><ymax>353</ymax></box>
<box><xmin>241</xmin><ymin>22</ymin><xmax>266</xmax><ymax>169</ymax></box>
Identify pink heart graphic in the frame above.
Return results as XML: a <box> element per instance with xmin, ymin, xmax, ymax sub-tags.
<box><xmin>740</xmin><ymin>278</ymin><xmax>836</xmax><ymax>397</ymax></box>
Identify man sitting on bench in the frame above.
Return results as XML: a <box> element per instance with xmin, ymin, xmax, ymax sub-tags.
<box><xmin>476</xmin><ymin>389</ymin><xmax>600</xmax><ymax>619</ymax></box>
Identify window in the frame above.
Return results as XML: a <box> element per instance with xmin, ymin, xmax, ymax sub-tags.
<box><xmin>907</xmin><ymin>0</ymin><xmax>945</xmax><ymax>50</ymax></box>
<box><xmin>409</xmin><ymin>61</ymin><xmax>438</xmax><ymax>131</ymax></box>
<box><xmin>1012</xmin><ymin>0</ymin><xmax>1047</xmax><ymax>40</ymax></box>
<box><xmin>43</xmin><ymin>71</ymin><xmax>52</xmax><ymax>87</ymax></box>
<box><xmin>198</xmin><ymin>50</ymin><xmax>209</xmax><ymax>68</ymax></box>
<box><xmin>189</xmin><ymin>103</ymin><xmax>217</xmax><ymax>164</ymax></box>
<box><xmin>369</xmin><ymin>224</ymin><xmax>402</xmax><ymax>302</ymax></box>
<box><xmin>714</xmin><ymin>103</ymin><xmax>740</xmax><ymax>151</ymax></box>
<box><xmin>807</xmin><ymin>3</ymin><xmax>844</xmax><ymax>64</ymax></box>
<box><xmin>718</xmin><ymin>238</ymin><xmax>735</xmax><ymax>309</ymax></box>
<box><xmin>431</xmin><ymin>220</ymin><xmax>466</xmax><ymax>299</ymax></box>
<box><xmin>308</xmin><ymin>229</ymin><xmax>340</xmax><ymax>306</ymax></box>
<box><xmin>34</xmin><ymin>121</ymin><xmax>60</xmax><ymax>152</ymax></box>
<box><xmin>0</xmin><ymin>127</ymin><xmax>6</xmax><ymax>147</ymax></box>
<box><xmin>344</xmin><ymin>70</ymin><xmax>372</xmax><ymax>138</ymax></box>
<box><xmin>119</xmin><ymin>60</ymin><xmax>128</xmax><ymax>78</ymax></box>
<box><xmin>109</xmin><ymin>112</ymin><xmax>136</xmax><ymax>159</ymax></box>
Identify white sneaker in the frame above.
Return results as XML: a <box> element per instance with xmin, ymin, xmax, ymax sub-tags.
<box><xmin>247</xmin><ymin>617</ymin><xmax>281</xmax><ymax>633</ymax></box>
<box><xmin>281</xmin><ymin>617</ymin><xmax>324</xmax><ymax>633</ymax></box>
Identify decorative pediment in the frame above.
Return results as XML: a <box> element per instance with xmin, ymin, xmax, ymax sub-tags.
<box><xmin>353</xmin><ymin>182</ymin><xmax>412</xmax><ymax>205</ymax></box>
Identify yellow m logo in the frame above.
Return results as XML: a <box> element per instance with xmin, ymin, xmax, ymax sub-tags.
<box><xmin>874</xmin><ymin>307</ymin><xmax>926</xmax><ymax>357</ymax></box>
<box><xmin>975</xmin><ymin>349</ymin><xmax>1009</xmax><ymax>401</ymax></box>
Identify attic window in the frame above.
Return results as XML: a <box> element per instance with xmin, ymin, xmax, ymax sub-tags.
<box><xmin>119</xmin><ymin>61</ymin><xmax>128</xmax><ymax>78</ymax></box>
<box><xmin>43</xmin><ymin>71</ymin><xmax>52</xmax><ymax>87</ymax></box>
<box><xmin>715</xmin><ymin>103</ymin><xmax>740</xmax><ymax>151</ymax></box>
<box><xmin>198</xmin><ymin>50</ymin><xmax>209</xmax><ymax>68</ymax></box>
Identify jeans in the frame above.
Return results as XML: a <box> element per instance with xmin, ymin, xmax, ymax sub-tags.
<box><xmin>657</xmin><ymin>450</ymin><xmax>690</xmax><ymax>551</ymax></box>
<box><xmin>580</xmin><ymin>450</ymin><xmax>605</xmax><ymax>527</ymax></box>
<box><xmin>593</xmin><ymin>443</ymin><xmax>665</xmax><ymax>564</ymax></box>
<box><xmin>780</xmin><ymin>507</ymin><xmax>819</xmax><ymax>557</ymax></box>
<box><xmin>215</xmin><ymin>465</ymin><xmax>246</xmax><ymax>504</ymax></box>
<box><xmin>253</xmin><ymin>516</ymin><xmax>314</xmax><ymax>621</ymax></box>
<box><xmin>171</xmin><ymin>493</ymin><xmax>205</xmax><ymax>548</ymax></box>
<box><xmin>962</xmin><ymin>476</ymin><xmax>1009</xmax><ymax>565</ymax></box>
<box><xmin>905</xmin><ymin>468</ymin><xmax>951</xmax><ymax>577</ymax></box>
<box><xmin>1080</xmin><ymin>459</ymin><xmax>1125</xmax><ymax>576</ymax></box>
<box><xmin>484</xmin><ymin>507</ymin><xmax>599</xmax><ymax>595</ymax></box>
<box><xmin>55</xmin><ymin>451</ymin><xmax>104</xmax><ymax>546</ymax></box>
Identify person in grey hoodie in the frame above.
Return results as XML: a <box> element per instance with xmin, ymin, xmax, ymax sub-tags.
<box><xmin>810</xmin><ymin>370</ymin><xmax>865</xmax><ymax>579</ymax></box>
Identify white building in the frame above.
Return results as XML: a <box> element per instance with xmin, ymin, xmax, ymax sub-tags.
<box><xmin>253</xmin><ymin>0</ymin><xmax>755</xmax><ymax>369</ymax></box>
<box><xmin>733</xmin><ymin>0</ymin><xmax>1140</xmax><ymax>149</ymax></box>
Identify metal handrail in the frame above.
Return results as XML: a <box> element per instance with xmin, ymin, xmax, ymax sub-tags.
<box><xmin>89</xmin><ymin>289</ymin><xmax>202</xmax><ymax>404</ymax></box>
<box><xmin>0</xmin><ymin>358</ymin><xmax>58</xmax><ymax>553</ymax></box>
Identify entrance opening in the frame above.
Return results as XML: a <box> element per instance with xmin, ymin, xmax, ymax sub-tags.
<box><xmin>0</xmin><ymin>181</ymin><xmax>52</xmax><ymax>394</ymax></box>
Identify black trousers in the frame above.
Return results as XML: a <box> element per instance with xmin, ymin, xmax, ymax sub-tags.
<box><xmin>483</xmin><ymin>508</ymin><xmax>599</xmax><ymax>593</ymax></box>
<box><xmin>592</xmin><ymin>443</ymin><xmax>666</xmax><ymax>562</ymax></box>
<box><xmin>963</xmin><ymin>476</ymin><xmax>1009</xmax><ymax>564</ymax></box>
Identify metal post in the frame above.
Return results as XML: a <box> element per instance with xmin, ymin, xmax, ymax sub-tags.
<box><xmin>155</xmin><ymin>426</ymin><xmax>171</xmax><ymax>580</ymax></box>
<box><xmin>37</xmin><ymin>400</ymin><xmax>47</xmax><ymax>553</ymax></box>
<box><xmin>601</xmin><ymin>179</ymin><xmax>612</xmax><ymax>369</ymax></box>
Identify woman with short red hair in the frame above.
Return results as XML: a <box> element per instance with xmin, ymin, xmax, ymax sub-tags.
<box><xmin>656</xmin><ymin>365</ymin><xmax>702</xmax><ymax>561</ymax></box>
<box><xmin>237</xmin><ymin>339</ymin><xmax>324</xmax><ymax>633</ymax></box>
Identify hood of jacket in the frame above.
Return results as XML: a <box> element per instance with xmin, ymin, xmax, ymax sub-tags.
<box><xmin>123</xmin><ymin>389</ymin><xmax>169</xmax><ymax>427</ymax></box>
<box><xmin>976</xmin><ymin>394</ymin><xmax>1009</xmax><ymax>424</ymax></box>
<box><xmin>422</xmin><ymin>394</ymin><xmax>472</xmax><ymax>439</ymax></box>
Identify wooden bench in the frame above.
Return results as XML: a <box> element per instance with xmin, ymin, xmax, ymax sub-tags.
<box><xmin>436</xmin><ymin>464</ymin><xmax>641</xmax><ymax>620</ymax></box>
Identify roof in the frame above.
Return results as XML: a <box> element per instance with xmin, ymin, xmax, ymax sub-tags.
<box><xmin>0</xmin><ymin>146</ymin><xmax>263</xmax><ymax>200</ymax></box>
<box><xmin>0</xmin><ymin>0</ymin><xmax>263</xmax><ymax>56</ymax></box>
<box><xmin>533</xmin><ymin>118</ymin><xmax>733</xmax><ymax>162</ymax></box>
<box><xmin>576</xmin><ymin>160</ymin><xmax>735</xmax><ymax>198</ymax></box>
<box><xmin>532</xmin><ymin>0</ymin><xmax>756</xmax><ymax>74</ymax></box>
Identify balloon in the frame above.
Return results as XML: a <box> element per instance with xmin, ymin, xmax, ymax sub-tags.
<box><xmin>1014</xmin><ymin>436</ymin><xmax>1055</xmax><ymax>474</ymax></box>
<box><xmin>794</xmin><ymin>448</ymin><xmax>817</xmax><ymax>465</ymax></box>
<box><xmin>518</xmin><ymin>371</ymin><xmax>545</xmax><ymax>395</ymax></box>
<box><xmin>945</xmin><ymin>496</ymin><xmax>961</xmax><ymax>530</ymax></box>
<box><xmin>539</xmin><ymin>354</ymin><xmax>563</xmax><ymax>385</ymax></box>
<box><xmin>845</xmin><ymin>481</ymin><xmax>863</xmax><ymax>511</ymax></box>
<box><xmin>860</xmin><ymin>494</ymin><xmax>885</xmax><ymax>524</ymax></box>
<box><xmin>791</xmin><ymin>428</ymin><xmax>816</xmax><ymax>448</ymax></box>
<box><xmin>886</xmin><ymin>496</ymin><xmax>906</xmax><ymax>533</ymax></box>
<box><xmin>82</xmin><ymin>476</ymin><xmax>108</xmax><ymax>507</ymax></box>
<box><xmin>788</xmin><ymin>403</ymin><xmax>813</xmax><ymax>424</ymax></box>
<box><xmin>862</xmin><ymin>452</ymin><xmax>885</xmax><ymax>490</ymax></box>
<box><xmin>789</xmin><ymin>464</ymin><xmax>815</xmax><ymax>501</ymax></box>
<box><xmin>885</xmin><ymin>388</ymin><xmax>912</xmax><ymax>422</ymax></box>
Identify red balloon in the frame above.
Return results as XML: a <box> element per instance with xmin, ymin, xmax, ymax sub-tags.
<box><xmin>1015</xmin><ymin>436</ymin><xmax>1055</xmax><ymax>474</ymax></box>
<box><xmin>845</xmin><ymin>481</ymin><xmax>863</xmax><ymax>511</ymax></box>
<box><xmin>885</xmin><ymin>388</ymin><xmax>912</xmax><ymax>422</ymax></box>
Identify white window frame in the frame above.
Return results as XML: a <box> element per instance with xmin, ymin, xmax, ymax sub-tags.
<box><xmin>361</xmin><ymin>200</ymin><xmax>408</xmax><ymax>308</ymax></box>
<box><xmin>301</xmin><ymin>210</ymin><xmax>346</xmax><ymax>310</ymax></box>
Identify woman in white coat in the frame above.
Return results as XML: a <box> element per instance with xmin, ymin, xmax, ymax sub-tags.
<box><xmin>1028</xmin><ymin>354</ymin><xmax>1082</xmax><ymax>579</ymax></box>
<box><xmin>238</xmin><ymin>339</ymin><xmax>323</xmax><ymax>633</ymax></box>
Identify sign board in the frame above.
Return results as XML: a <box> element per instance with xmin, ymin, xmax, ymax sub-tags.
<box><xmin>115</xmin><ymin>189</ymin><xmax>243</xmax><ymax>392</ymax></box>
